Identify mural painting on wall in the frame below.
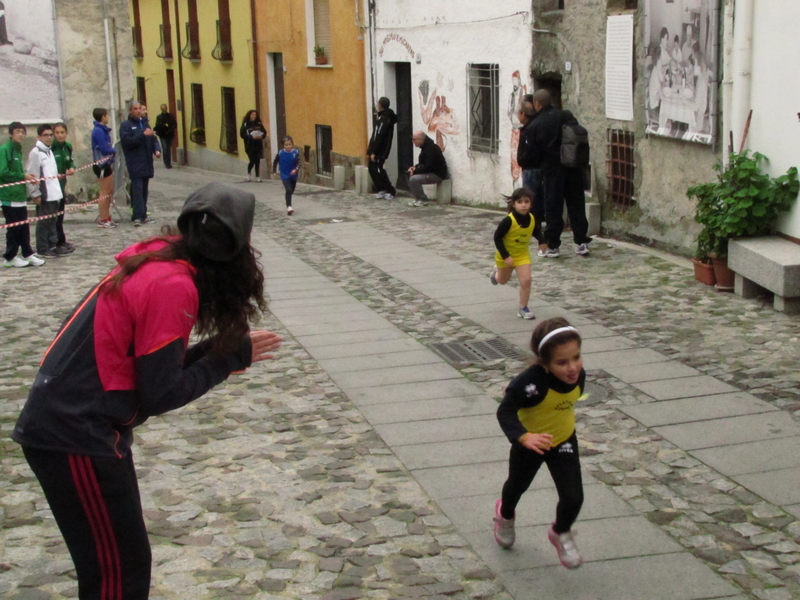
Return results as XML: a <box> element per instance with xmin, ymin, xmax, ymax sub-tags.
<box><xmin>419</xmin><ymin>79</ymin><xmax>460</xmax><ymax>151</ymax></box>
<box><xmin>644</xmin><ymin>0</ymin><xmax>717</xmax><ymax>145</ymax></box>
<box><xmin>508</xmin><ymin>70</ymin><xmax>528</xmax><ymax>183</ymax></box>
<box><xmin>0</xmin><ymin>0</ymin><xmax>62</xmax><ymax>122</ymax></box>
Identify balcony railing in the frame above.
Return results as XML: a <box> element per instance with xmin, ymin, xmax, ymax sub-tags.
<box><xmin>155</xmin><ymin>23</ymin><xmax>173</xmax><ymax>60</ymax></box>
<box><xmin>181</xmin><ymin>21</ymin><xmax>201</xmax><ymax>60</ymax></box>
<box><xmin>211</xmin><ymin>19</ymin><xmax>232</xmax><ymax>62</ymax></box>
<box><xmin>132</xmin><ymin>26</ymin><xmax>143</xmax><ymax>59</ymax></box>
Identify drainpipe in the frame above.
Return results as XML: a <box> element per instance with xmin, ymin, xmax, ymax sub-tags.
<box><xmin>730</xmin><ymin>0</ymin><xmax>754</xmax><ymax>154</ymax></box>
<box><xmin>173</xmin><ymin>0</ymin><xmax>188</xmax><ymax>164</ymax></box>
<box><xmin>101</xmin><ymin>0</ymin><xmax>118</xmax><ymax>134</ymax></box>
<box><xmin>51</xmin><ymin>0</ymin><xmax>68</xmax><ymax>123</ymax></box>
<box><xmin>250</xmin><ymin>0</ymin><xmax>260</xmax><ymax>113</ymax></box>
<box><xmin>367</xmin><ymin>0</ymin><xmax>376</xmax><ymax>135</ymax></box>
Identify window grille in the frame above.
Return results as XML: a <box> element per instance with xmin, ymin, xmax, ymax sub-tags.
<box><xmin>212</xmin><ymin>20</ymin><xmax>233</xmax><ymax>61</ymax></box>
<box><xmin>220</xmin><ymin>87</ymin><xmax>237</xmax><ymax>154</ymax></box>
<box><xmin>190</xmin><ymin>84</ymin><xmax>205</xmax><ymax>145</ymax></box>
<box><xmin>606</xmin><ymin>129</ymin><xmax>635</xmax><ymax>206</ymax></box>
<box><xmin>155</xmin><ymin>24</ymin><xmax>173</xmax><ymax>60</ymax></box>
<box><xmin>135</xmin><ymin>77</ymin><xmax>147</xmax><ymax>107</ymax></box>
<box><xmin>316</xmin><ymin>125</ymin><xmax>332</xmax><ymax>176</ymax></box>
<box><xmin>182</xmin><ymin>22</ymin><xmax>200</xmax><ymax>60</ymax></box>
<box><xmin>467</xmin><ymin>63</ymin><xmax>499</xmax><ymax>154</ymax></box>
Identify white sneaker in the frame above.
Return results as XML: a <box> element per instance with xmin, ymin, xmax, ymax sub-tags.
<box><xmin>4</xmin><ymin>256</ymin><xmax>29</xmax><ymax>268</ymax></box>
<box><xmin>544</xmin><ymin>248</ymin><xmax>560</xmax><ymax>258</ymax></box>
<box><xmin>489</xmin><ymin>266</ymin><xmax>498</xmax><ymax>285</ymax></box>
<box><xmin>548</xmin><ymin>525</ymin><xmax>583</xmax><ymax>569</ymax></box>
<box><xmin>287</xmin><ymin>206</ymin><xmax>294</xmax><ymax>215</ymax></box>
<box><xmin>247</xmin><ymin>175</ymin><xmax>252</xmax><ymax>182</ymax></box>
<box><xmin>493</xmin><ymin>499</ymin><xmax>515</xmax><ymax>549</ymax></box>
<box><xmin>374</xmin><ymin>191</ymin><xmax>386</xmax><ymax>199</ymax></box>
<box><xmin>383</xmin><ymin>193</ymin><xmax>395</xmax><ymax>200</ymax></box>
<box><xmin>256</xmin><ymin>177</ymin><xmax>262</xmax><ymax>183</ymax></box>
<box><xmin>25</xmin><ymin>254</ymin><xmax>45</xmax><ymax>267</ymax></box>
<box><xmin>518</xmin><ymin>306</ymin><xmax>536</xmax><ymax>320</ymax></box>
<box><xmin>575</xmin><ymin>243</ymin><xmax>590</xmax><ymax>256</ymax></box>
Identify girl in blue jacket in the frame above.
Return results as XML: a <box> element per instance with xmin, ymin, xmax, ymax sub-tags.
<box><xmin>272</xmin><ymin>136</ymin><xmax>300</xmax><ymax>215</ymax></box>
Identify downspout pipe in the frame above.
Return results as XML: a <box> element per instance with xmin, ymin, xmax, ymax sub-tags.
<box><xmin>173</xmin><ymin>0</ymin><xmax>187</xmax><ymax>165</ymax></box>
<box><xmin>730</xmin><ymin>0</ymin><xmax>754</xmax><ymax>154</ymax></box>
<box><xmin>101</xmin><ymin>0</ymin><xmax>117</xmax><ymax>134</ymax></box>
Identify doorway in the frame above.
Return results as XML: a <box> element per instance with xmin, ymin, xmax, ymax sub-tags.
<box><xmin>393</xmin><ymin>62</ymin><xmax>413</xmax><ymax>191</ymax></box>
<box><xmin>267</xmin><ymin>52</ymin><xmax>287</xmax><ymax>159</ymax></box>
<box><xmin>533</xmin><ymin>74</ymin><xmax>562</xmax><ymax>109</ymax></box>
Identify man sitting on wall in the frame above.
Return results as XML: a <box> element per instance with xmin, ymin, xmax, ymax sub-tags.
<box><xmin>407</xmin><ymin>131</ymin><xmax>448</xmax><ymax>207</ymax></box>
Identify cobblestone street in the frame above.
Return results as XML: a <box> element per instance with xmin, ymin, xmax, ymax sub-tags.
<box><xmin>1</xmin><ymin>165</ymin><xmax>799</xmax><ymax>600</ymax></box>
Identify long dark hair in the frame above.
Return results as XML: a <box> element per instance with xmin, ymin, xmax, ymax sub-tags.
<box><xmin>242</xmin><ymin>109</ymin><xmax>261</xmax><ymax>126</ymax></box>
<box><xmin>101</xmin><ymin>229</ymin><xmax>266</xmax><ymax>355</ymax></box>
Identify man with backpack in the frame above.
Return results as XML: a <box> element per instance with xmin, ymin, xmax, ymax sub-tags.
<box><xmin>528</xmin><ymin>89</ymin><xmax>592</xmax><ymax>258</ymax></box>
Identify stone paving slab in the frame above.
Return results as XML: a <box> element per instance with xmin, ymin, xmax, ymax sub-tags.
<box><xmin>276</xmin><ymin>304</ymin><xmax>380</xmax><ymax>323</ymax></box>
<box><xmin>619</xmin><ymin>391</ymin><xmax>779</xmax><ymax>427</ymax></box>
<box><xmin>374</xmin><ymin>414</ymin><xmax>501</xmax><ymax>446</ymax></box>
<box><xmin>316</xmin><ymin>349</ymin><xmax>444</xmax><ymax>374</ymax></box>
<box><xmin>327</xmin><ymin>363</ymin><xmax>463</xmax><ymax>389</ymax></box>
<box><xmin>501</xmin><ymin>553</ymin><xmax>740</xmax><ymax>600</ymax></box>
<box><xmin>302</xmin><ymin>337</ymin><xmax>424</xmax><ymax>360</ymax></box>
<box><xmin>411</xmin><ymin>462</ymin><xmax>510</xmax><ymax>499</ymax></box>
<box><xmin>293</xmin><ymin>327</ymin><xmax>409</xmax><ymax>348</ymax></box>
<box><xmin>690</xmin><ymin>436</ymin><xmax>800</xmax><ymax>475</ymax></box>
<box><xmin>732</xmin><ymin>467</ymin><xmax>800</xmax><ymax>507</ymax></box>
<box><xmin>346</xmin><ymin>379</ymin><xmax>485</xmax><ymax>405</ymax></box>
<box><xmin>392</xmin><ymin>266</ymin><xmax>481</xmax><ymax>284</ymax></box>
<box><xmin>580</xmin><ymin>347</ymin><xmax>669</xmax><ymax>370</ymax></box>
<box><xmin>285</xmin><ymin>317</ymin><xmax>394</xmax><ymax>337</ymax></box>
<box><xmin>358</xmin><ymin>395</ymin><xmax>496</xmax><ymax>425</ymax></box>
<box><xmin>604</xmin><ymin>360</ymin><xmax>702</xmax><ymax>383</ymax></box>
<box><xmin>437</xmin><ymin>484</ymin><xmax>636</xmax><ymax>533</ymax></box>
<box><xmin>465</xmin><ymin>515</ymin><xmax>684</xmax><ymax>571</ymax></box>
<box><xmin>581</xmin><ymin>335</ymin><xmax>639</xmax><ymax>353</ymax></box>
<box><xmin>393</xmin><ymin>437</ymin><xmax>507</xmax><ymax>470</ymax></box>
<box><xmin>654</xmin><ymin>411</ymin><xmax>800</xmax><ymax>450</ymax></box>
<box><xmin>267</xmin><ymin>294</ymin><xmax>358</xmax><ymax>308</ymax></box>
<box><xmin>632</xmin><ymin>375</ymin><xmax>740</xmax><ymax>400</ymax></box>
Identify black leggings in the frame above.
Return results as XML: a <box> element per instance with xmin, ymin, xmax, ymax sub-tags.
<box><xmin>23</xmin><ymin>447</ymin><xmax>152</xmax><ymax>600</ymax></box>
<box><xmin>246</xmin><ymin>151</ymin><xmax>261</xmax><ymax>177</ymax></box>
<box><xmin>500</xmin><ymin>431</ymin><xmax>583</xmax><ymax>533</ymax></box>
<box><xmin>282</xmin><ymin>178</ymin><xmax>297</xmax><ymax>206</ymax></box>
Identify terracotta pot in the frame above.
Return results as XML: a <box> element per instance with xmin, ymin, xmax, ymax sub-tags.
<box><xmin>711</xmin><ymin>257</ymin><xmax>735</xmax><ymax>291</ymax></box>
<box><xmin>692</xmin><ymin>258</ymin><xmax>716</xmax><ymax>286</ymax></box>
<box><xmin>315</xmin><ymin>54</ymin><xmax>328</xmax><ymax>65</ymax></box>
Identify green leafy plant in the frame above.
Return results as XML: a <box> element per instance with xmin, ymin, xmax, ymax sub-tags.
<box><xmin>313</xmin><ymin>45</ymin><xmax>326</xmax><ymax>57</ymax></box>
<box><xmin>688</xmin><ymin>150</ymin><xmax>799</xmax><ymax>259</ymax></box>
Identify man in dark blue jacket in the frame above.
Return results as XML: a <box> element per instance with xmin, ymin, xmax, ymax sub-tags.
<box><xmin>120</xmin><ymin>101</ymin><xmax>161</xmax><ymax>226</ymax></box>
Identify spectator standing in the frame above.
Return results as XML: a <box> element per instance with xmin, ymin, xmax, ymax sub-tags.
<box><xmin>154</xmin><ymin>104</ymin><xmax>177</xmax><ymax>169</ymax></box>
<box><xmin>528</xmin><ymin>90</ymin><xmax>591</xmax><ymax>258</ymax></box>
<box><xmin>240</xmin><ymin>110</ymin><xmax>267</xmax><ymax>182</ymax></box>
<box><xmin>516</xmin><ymin>98</ymin><xmax>548</xmax><ymax>256</ymax></box>
<box><xmin>51</xmin><ymin>123</ymin><xmax>76</xmax><ymax>253</ymax></box>
<box><xmin>27</xmin><ymin>124</ymin><xmax>68</xmax><ymax>258</ymax></box>
<box><xmin>407</xmin><ymin>131</ymin><xmax>448</xmax><ymax>207</ymax></box>
<box><xmin>1</xmin><ymin>122</ymin><xmax>44</xmax><ymax>267</ymax></box>
<box><xmin>120</xmin><ymin>101</ymin><xmax>161</xmax><ymax>226</ymax></box>
<box><xmin>91</xmin><ymin>108</ymin><xmax>117</xmax><ymax>228</ymax></box>
<box><xmin>367</xmin><ymin>97</ymin><xmax>397</xmax><ymax>200</ymax></box>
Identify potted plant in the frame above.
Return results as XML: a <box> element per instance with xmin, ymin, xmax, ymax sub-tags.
<box><xmin>688</xmin><ymin>150</ymin><xmax>799</xmax><ymax>291</ymax></box>
<box><xmin>691</xmin><ymin>229</ymin><xmax>716</xmax><ymax>286</ymax></box>
<box><xmin>313</xmin><ymin>46</ymin><xmax>327</xmax><ymax>65</ymax></box>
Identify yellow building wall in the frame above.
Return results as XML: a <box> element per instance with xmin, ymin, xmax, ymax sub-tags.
<box><xmin>255</xmin><ymin>0</ymin><xmax>367</xmax><ymax>167</ymax></box>
<box><xmin>131</xmin><ymin>0</ymin><xmax>258</xmax><ymax>172</ymax></box>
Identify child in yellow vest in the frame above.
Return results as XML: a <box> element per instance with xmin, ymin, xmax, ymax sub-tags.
<box><xmin>494</xmin><ymin>318</ymin><xmax>586</xmax><ymax>569</ymax></box>
<box><xmin>489</xmin><ymin>187</ymin><xmax>540</xmax><ymax>319</ymax></box>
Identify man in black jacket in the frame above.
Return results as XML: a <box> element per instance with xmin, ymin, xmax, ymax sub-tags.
<box><xmin>407</xmin><ymin>131</ymin><xmax>448</xmax><ymax>207</ymax></box>
<box><xmin>154</xmin><ymin>104</ymin><xmax>177</xmax><ymax>169</ymax></box>
<box><xmin>516</xmin><ymin>98</ymin><xmax>548</xmax><ymax>255</ymax></box>
<box><xmin>528</xmin><ymin>90</ymin><xmax>591</xmax><ymax>258</ymax></box>
<box><xmin>367</xmin><ymin>97</ymin><xmax>397</xmax><ymax>199</ymax></box>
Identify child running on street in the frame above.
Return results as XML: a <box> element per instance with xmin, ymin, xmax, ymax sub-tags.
<box><xmin>273</xmin><ymin>136</ymin><xmax>300</xmax><ymax>215</ymax></box>
<box><xmin>489</xmin><ymin>187</ymin><xmax>542</xmax><ymax>320</ymax></box>
<box><xmin>494</xmin><ymin>317</ymin><xmax>586</xmax><ymax>569</ymax></box>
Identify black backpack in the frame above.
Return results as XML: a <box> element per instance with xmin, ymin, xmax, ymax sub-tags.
<box><xmin>560</xmin><ymin>114</ymin><xmax>590</xmax><ymax>168</ymax></box>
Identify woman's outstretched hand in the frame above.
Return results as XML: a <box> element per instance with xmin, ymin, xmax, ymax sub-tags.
<box><xmin>249</xmin><ymin>330</ymin><xmax>282</xmax><ymax>363</ymax></box>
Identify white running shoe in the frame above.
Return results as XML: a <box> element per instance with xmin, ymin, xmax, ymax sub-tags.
<box><xmin>575</xmin><ymin>243</ymin><xmax>590</xmax><ymax>256</ymax></box>
<box><xmin>518</xmin><ymin>306</ymin><xmax>535</xmax><ymax>320</ymax></box>
<box><xmin>4</xmin><ymin>256</ymin><xmax>29</xmax><ymax>268</ymax></box>
<box><xmin>543</xmin><ymin>248</ymin><xmax>560</xmax><ymax>258</ymax></box>
<box><xmin>383</xmin><ymin>193</ymin><xmax>395</xmax><ymax>200</ymax></box>
<box><xmin>25</xmin><ymin>254</ymin><xmax>45</xmax><ymax>267</ymax></box>
<box><xmin>287</xmin><ymin>206</ymin><xmax>294</xmax><ymax>215</ymax></box>
<box><xmin>493</xmin><ymin>499</ymin><xmax>515</xmax><ymax>549</ymax></box>
<box><xmin>374</xmin><ymin>191</ymin><xmax>386</xmax><ymax>199</ymax></box>
<box><xmin>489</xmin><ymin>266</ymin><xmax>498</xmax><ymax>285</ymax></box>
<box><xmin>548</xmin><ymin>525</ymin><xmax>583</xmax><ymax>569</ymax></box>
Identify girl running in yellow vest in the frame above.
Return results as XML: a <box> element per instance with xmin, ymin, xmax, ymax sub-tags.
<box><xmin>490</xmin><ymin>187</ymin><xmax>541</xmax><ymax>319</ymax></box>
<box><xmin>494</xmin><ymin>317</ymin><xmax>586</xmax><ymax>569</ymax></box>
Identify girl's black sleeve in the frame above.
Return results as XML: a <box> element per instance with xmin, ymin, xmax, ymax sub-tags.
<box><xmin>272</xmin><ymin>153</ymin><xmax>280</xmax><ymax>172</ymax></box>
<box><xmin>497</xmin><ymin>387</ymin><xmax>529</xmax><ymax>443</ymax></box>
<box><xmin>135</xmin><ymin>336</ymin><xmax>252</xmax><ymax>417</ymax></box>
<box><xmin>494</xmin><ymin>216</ymin><xmax>513</xmax><ymax>259</ymax></box>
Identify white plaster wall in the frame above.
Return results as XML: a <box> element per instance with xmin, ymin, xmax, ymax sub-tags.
<box><xmin>4</xmin><ymin>0</ymin><xmax>56</xmax><ymax>53</ymax></box>
<box><xmin>371</xmin><ymin>2</ymin><xmax>533</xmax><ymax>204</ymax></box>
<box><xmin>748</xmin><ymin>1</ymin><xmax>800</xmax><ymax>238</ymax></box>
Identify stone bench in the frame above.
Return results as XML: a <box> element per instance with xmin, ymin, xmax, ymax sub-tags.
<box><xmin>728</xmin><ymin>237</ymin><xmax>800</xmax><ymax>314</ymax></box>
<box><xmin>422</xmin><ymin>178</ymin><xmax>452</xmax><ymax>204</ymax></box>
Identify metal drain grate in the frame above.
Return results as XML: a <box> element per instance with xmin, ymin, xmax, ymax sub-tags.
<box><xmin>430</xmin><ymin>338</ymin><xmax>529</xmax><ymax>364</ymax></box>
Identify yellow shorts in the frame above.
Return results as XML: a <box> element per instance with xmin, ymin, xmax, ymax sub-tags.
<box><xmin>495</xmin><ymin>251</ymin><xmax>531</xmax><ymax>269</ymax></box>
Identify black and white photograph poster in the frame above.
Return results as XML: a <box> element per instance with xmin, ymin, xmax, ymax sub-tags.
<box><xmin>644</xmin><ymin>0</ymin><xmax>717</xmax><ymax>144</ymax></box>
<box><xmin>0</xmin><ymin>0</ymin><xmax>62</xmax><ymax>123</ymax></box>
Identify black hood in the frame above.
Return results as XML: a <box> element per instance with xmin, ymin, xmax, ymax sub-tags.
<box><xmin>379</xmin><ymin>108</ymin><xmax>398</xmax><ymax>125</ymax></box>
<box><xmin>177</xmin><ymin>183</ymin><xmax>256</xmax><ymax>262</ymax></box>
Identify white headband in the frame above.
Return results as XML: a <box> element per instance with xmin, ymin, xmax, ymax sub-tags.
<box><xmin>538</xmin><ymin>326</ymin><xmax>578</xmax><ymax>353</ymax></box>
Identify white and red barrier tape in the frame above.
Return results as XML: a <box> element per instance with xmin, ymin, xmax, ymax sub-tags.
<box><xmin>0</xmin><ymin>194</ymin><xmax>109</xmax><ymax>230</ymax></box>
<box><xmin>0</xmin><ymin>157</ymin><xmax>112</xmax><ymax>190</ymax></box>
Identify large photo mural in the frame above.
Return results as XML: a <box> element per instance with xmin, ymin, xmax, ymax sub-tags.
<box><xmin>0</xmin><ymin>0</ymin><xmax>62</xmax><ymax>123</ymax></box>
<box><xmin>645</xmin><ymin>0</ymin><xmax>717</xmax><ymax>144</ymax></box>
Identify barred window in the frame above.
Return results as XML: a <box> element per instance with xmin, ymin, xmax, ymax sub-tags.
<box><xmin>606</xmin><ymin>129</ymin><xmax>635</xmax><ymax>206</ymax></box>
<box><xmin>467</xmin><ymin>63</ymin><xmax>499</xmax><ymax>154</ymax></box>
<box><xmin>316</xmin><ymin>124</ymin><xmax>332</xmax><ymax>176</ymax></box>
<box><xmin>220</xmin><ymin>87</ymin><xmax>237</xmax><ymax>154</ymax></box>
